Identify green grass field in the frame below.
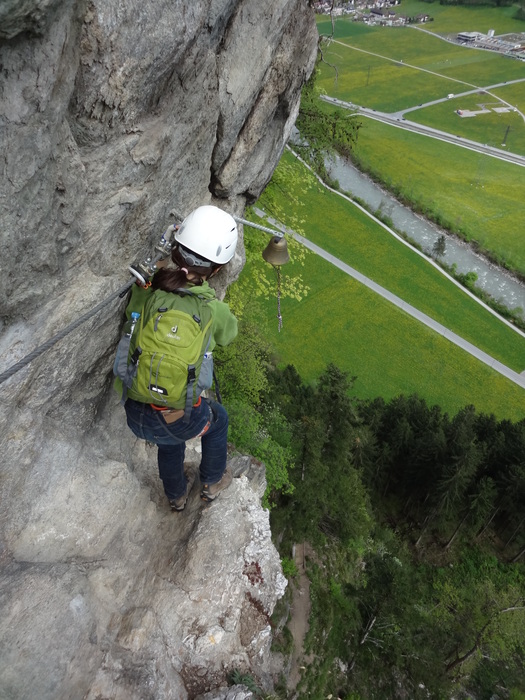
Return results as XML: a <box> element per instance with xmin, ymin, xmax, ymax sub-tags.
<box><xmin>239</xmin><ymin>5</ymin><xmax>525</xmax><ymax>419</ymax></box>
<box><xmin>315</xmin><ymin>13</ymin><xmax>525</xmax><ymax>155</ymax></box>
<box><xmin>407</xmin><ymin>94</ymin><xmax>525</xmax><ymax>155</ymax></box>
<box><xmin>267</xmin><ymin>150</ymin><xmax>525</xmax><ymax>367</ymax></box>
<box><xmin>403</xmin><ymin>81</ymin><xmax>525</xmax><ymax>155</ymax></box>
<box><xmin>316</xmin><ymin>21</ymin><xmax>525</xmax><ymax>113</ymax></box>
<box><xmin>344</xmin><ymin>116</ymin><xmax>525</xmax><ymax>274</ymax></box>
<box><xmin>242</xmin><ymin>234</ymin><xmax>525</xmax><ymax>422</ymax></box>
<box><xmin>312</xmin><ymin>12</ymin><xmax>525</xmax><ymax>276</ymax></box>
<box><xmin>394</xmin><ymin>0</ymin><xmax>525</xmax><ymax>35</ymax></box>
<box><xmin>492</xmin><ymin>80</ymin><xmax>525</xmax><ymax>112</ymax></box>
<box><xmin>238</xmin><ymin>151</ymin><xmax>525</xmax><ymax>420</ymax></box>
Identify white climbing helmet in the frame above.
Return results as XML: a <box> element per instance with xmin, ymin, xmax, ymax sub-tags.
<box><xmin>175</xmin><ymin>205</ymin><xmax>238</xmax><ymax>265</ymax></box>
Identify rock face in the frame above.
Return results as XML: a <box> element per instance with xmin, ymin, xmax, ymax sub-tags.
<box><xmin>0</xmin><ymin>0</ymin><xmax>317</xmax><ymax>697</ymax></box>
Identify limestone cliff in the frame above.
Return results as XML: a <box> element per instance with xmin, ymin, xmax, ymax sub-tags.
<box><xmin>0</xmin><ymin>1</ymin><xmax>317</xmax><ymax>697</ymax></box>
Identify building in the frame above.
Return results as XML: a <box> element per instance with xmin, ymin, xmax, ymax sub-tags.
<box><xmin>457</xmin><ymin>31</ymin><xmax>482</xmax><ymax>42</ymax></box>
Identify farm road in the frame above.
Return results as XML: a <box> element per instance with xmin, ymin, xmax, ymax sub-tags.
<box><xmin>328</xmin><ymin>37</ymin><xmax>484</xmax><ymax>89</ymax></box>
<box><xmin>323</xmin><ymin>93</ymin><xmax>525</xmax><ymax>167</ymax></box>
<box><xmin>287</xmin><ymin>542</ymin><xmax>314</xmax><ymax>692</ymax></box>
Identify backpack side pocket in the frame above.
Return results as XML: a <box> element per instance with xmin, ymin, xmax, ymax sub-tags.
<box><xmin>113</xmin><ymin>335</ymin><xmax>131</xmax><ymax>380</ymax></box>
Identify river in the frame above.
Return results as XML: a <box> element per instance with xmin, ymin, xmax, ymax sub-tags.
<box><xmin>326</xmin><ymin>153</ymin><xmax>525</xmax><ymax>321</ymax></box>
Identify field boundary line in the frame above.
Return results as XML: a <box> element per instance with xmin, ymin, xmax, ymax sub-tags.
<box><xmin>327</xmin><ymin>37</ymin><xmax>478</xmax><ymax>89</ymax></box>
<box><xmin>292</xmin><ymin>232</ymin><xmax>525</xmax><ymax>389</ymax></box>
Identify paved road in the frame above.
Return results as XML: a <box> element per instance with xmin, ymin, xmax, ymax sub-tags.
<box><xmin>321</xmin><ymin>95</ymin><xmax>525</xmax><ymax>167</ymax></box>
<box><xmin>321</xmin><ymin>38</ymin><xmax>525</xmax><ymax>165</ymax></box>
<box><xmin>293</xmin><ymin>232</ymin><xmax>525</xmax><ymax>389</ymax></box>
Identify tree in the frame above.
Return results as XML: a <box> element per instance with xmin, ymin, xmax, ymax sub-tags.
<box><xmin>295</xmin><ymin>60</ymin><xmax>361</xmax><ymax>171</ymax></box>
<box><xmin>433</xmin><ymin>552</ymin><xmax>525</xmax><ymax>679</ymax></box>
<box><xmin>432</xmin><ymin>234</ymin><xmax>447</xmax><ymax>259</ymax></box>
<box><xmin>316</xmin><ymin>362</ymin><xmax>358</xmax><ymax>461</ymax></box>
<box><xmin>444</xmin><ymin>476</ymin><xmax>497</xmax><ymax>550</ymax></box>
<box><xmin>345</xmin><ymin>536</ymin><xmax>451</xmax><ymax>699</ymax></box>
<box><xmin>214</xmin><ymin>315</ymin><xmax>270</xmax><ymax>406</ymax></box>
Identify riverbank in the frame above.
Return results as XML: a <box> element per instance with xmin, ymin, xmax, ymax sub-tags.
<box><xmin>324</xmin><ymin>150</ymin><xmax>525</xmax><ymax>330</ymax></box>
<box><xmin>245</xmin><ymin>146</ymin><xmax>525</xmax><ymax>417</ymax></box>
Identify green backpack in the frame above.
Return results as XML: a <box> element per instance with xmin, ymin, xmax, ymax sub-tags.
<box><xmin>122</xmin><ymin>288</ymin><xmax>213</xmax><ymax>421</ymax></box>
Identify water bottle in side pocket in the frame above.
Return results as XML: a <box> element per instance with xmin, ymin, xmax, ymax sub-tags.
<box><xmin>113</xmin><ymin>312</ymin><xmax>140</xmax><ymax>379</ymax></box>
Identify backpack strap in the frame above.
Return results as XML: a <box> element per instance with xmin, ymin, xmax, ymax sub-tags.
<box><xmin>174</xmin><ymin>289</ymin><xmax>212</xmax><ymax>423</ymax></box>
<box><xmin>182</xmin><ymin>327</ymin><xmax>212</xmax><ymax>423</ymax></box>
<box><xmin>183</xmin><ymin>366</ymin><xmax>197</xmax><ymax>423</ymax></box>
<box><xmin>120</xmin><ymin>347</ymin><xmax>142</xmax><ymax>405</ymax></box>
<box><xmin>172</xmin><ymin>287</ymin><xmax>208</xmax><ymax>300</ymax></box>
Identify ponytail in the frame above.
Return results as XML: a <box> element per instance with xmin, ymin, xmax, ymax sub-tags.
<box><xmin>151</xmin><ymin>268</ymin><xmax>193</xmax><ymax>292</ymax></box>
<box><xmin>151</xmin><ymin>245</ymin><xmax>220</xmax><ymax>292</ymax></box>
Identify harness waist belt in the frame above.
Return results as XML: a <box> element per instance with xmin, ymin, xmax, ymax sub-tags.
<box><xmin>150</xmin><ymin>396</ymin><xmax>202</xmax><ymax>413</ymax></box>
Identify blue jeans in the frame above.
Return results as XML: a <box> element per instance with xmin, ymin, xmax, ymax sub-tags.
<box><xmin>124</xmin><ymin>398</ymin><xmax>229</xmax><ymax>501</ymax></box>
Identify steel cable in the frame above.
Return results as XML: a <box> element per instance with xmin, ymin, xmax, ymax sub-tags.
<box><xmin>0</xmin><ymin>279</ymin><xmax>134</xmax><ymax>387</ymax></box>
<box><xmin>0</xmin><ymin>216</ymin><xmax>285</xmax><ymax>387</ymax></box>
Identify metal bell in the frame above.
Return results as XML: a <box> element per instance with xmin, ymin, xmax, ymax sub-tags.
<box><xmin>262</xmin><ymin>236</ymin><xmax>290</xmax><ymax>266</ymax></box>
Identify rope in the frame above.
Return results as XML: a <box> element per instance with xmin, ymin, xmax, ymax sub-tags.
<box><xmin>0</xmin><ymin>279</ymin><xmax>135</xmax><ymax>387</ymax></box>
<box><xmin>0</xmin><ymin>214</ymin><xmax>285</xmax><ymax>388</ymax></box>
<box><xmin>276</xmin><ymin>266</ymin><xmax>283</xmax><ymax>332</ymax></box>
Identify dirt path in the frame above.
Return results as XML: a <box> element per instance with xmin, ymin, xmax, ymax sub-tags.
<box><xmin>287</xmin><ymin>542</ymin><xmax>314</xmax><ymax>692</ymax></box>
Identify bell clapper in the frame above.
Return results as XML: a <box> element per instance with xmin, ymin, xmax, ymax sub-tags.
<box><xmin>276</xmin><ymin>266</ymin><xmax>283</xmax><ymax>332</ymax></box>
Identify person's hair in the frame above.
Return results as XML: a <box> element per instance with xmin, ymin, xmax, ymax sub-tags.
<box><xmin>151</xmin><ymin>267</ymin><xmax>200</xmax><ymax>292</ymax></box>
<box><xmin>151</xmin><ymin>246</ymin><xmax>218</xmax><ymax>293</ymax></box>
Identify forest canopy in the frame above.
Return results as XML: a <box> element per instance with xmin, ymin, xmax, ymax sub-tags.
<box><xmin>217</xmin><ymin>314</ymin><xmax>525</xmax><ymax>698</ymax></box>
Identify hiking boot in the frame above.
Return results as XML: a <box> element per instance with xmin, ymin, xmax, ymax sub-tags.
<box><xmin>169</xmin><ymin>493</ymin><xmax>188</xmax><ymax>512</ymax></box>
<box><xmin>169</xmin><ymin>469</ymin><xmax>196</xmax><ymax>512</ymax></box>
<box><xmin>201</xmin><ymin>466</ymin><xmax>233</xmax><ymax>503</ymax></box>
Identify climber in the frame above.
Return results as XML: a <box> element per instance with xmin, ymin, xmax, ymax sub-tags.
<box><xmin>121</xmin><ymin>205</ymin><xmax>239</xmax><ymax>512</ymax></box>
